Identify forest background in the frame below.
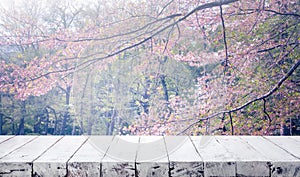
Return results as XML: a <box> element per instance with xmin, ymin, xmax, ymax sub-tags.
<box><xmin>0</xmin><ymin>0</ymin><xmax>299</xmax><ymax>136</ymax></box>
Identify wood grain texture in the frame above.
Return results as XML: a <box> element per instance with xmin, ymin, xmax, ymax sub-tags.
<box><xmin>0</xmin><ymin>136</ymin><xmax>13</xmax><ymax>144</ymax></box>
<box><xmin>241</xmin><ymin>136</ymin><xmax>300</xmax><ymax>177</ymax></box>
<box><xmin>101</xmin><ymin>136</ymin><xmax>139</xmax><ymax>177</ymax></box>
<box><xmin>190</xmin><ymin>136</ymin><xmax>235</xmax><ymax>177</ymax></box>
<box><xmin>0</xmin><ymin>136</ymin><xmax>299</xmax><ymax>177</ymax></box>
<box><xmin>165</xmin><ymin>136</ymin><xmax>203</xmax><ymax>177</ymax></box>
<box><xmin>33</xmin><ymin>136</ymin><xmax>87</xmax><ymax>177</ymax></box>
<box><xmin>265</xmin><ymin>136</ymin><xmax>300</xmax><ymax>158</ymax></box>
<box><xmin>216</xmin><ymin>136</ymin><xmax>270</xmax><ymax>177</ymax></box>
<box><xmin>0</xmin><ymin>136</ymin><xmax>62</xmax><ymax>177</ymax></box>
<box><xmin>264</xmin><ymin>136</ymin><xmax>300</xmax><ymax>177</ymax></box>
<box><xmin>67</xmin><ymin>136</ymin><xmax>114</xmax><ymax>177</ymax></box>
<box><xmin>290</xmin><ymin>136</ymin><xmax>300</xmax><ymax>142</ymax></box>
<box><xmin>136</xmin><ymin>136</ymin><xmax>169</xmax><ymax>177</ymax></box>
<box><xmin>0</xmin><ymin>136</ymin><xmax>37</xmax><ymax>159</ymax></box>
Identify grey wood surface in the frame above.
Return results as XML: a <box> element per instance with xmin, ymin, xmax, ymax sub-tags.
<box><xmin>265</xmin><ymin>136</ymin><xmax>300</xmax><ymax>158</ymax></box>
<box><xmin>0</xmin><ymin>136</ymin><xmax>13</xmax><ymax>144</ymax></box>
<box><xmin>190</xmin><ymin>136</ymin><xmax>236</xmax><ymax>177</ymax></box>
<box><xmin>216</xmin><ymin>136</ymin><xmax>270</xmax><ymax>177</ymax></box>
<box><xmin>0</xmin><ymin>136</ymin><xmax>37</xmax><ymax>159</ymax></box>
<box><xmin>101</xmin><ymin>136</ymin><xmax>139</xmax><ymax>177</ymax></box>
<box><xmin>165</xmin><ymin>136</ymin><xmax>203</xmax><ymax>177</ymax></box>
<box><xmin>240</xmin><ymin>136</ymin><xmax>300</xmax><ymax>177</ymax></box>
<box><xmin>0</xmin><ymin>135</ymin><xmax>299</xmax><ymax>177</ymax></box>
<box><xmin>0</xmin><ymin>136</ymin><xmax>62</xmax><ymax>177</ymax></box>
<box><xmin>136</xmin><ymin>136</ymin><xmax>169</xmax><ymax>177</ymax></box>
<box><xmin>33</xmin><ymin>136</ymin><xmax>87</xmax><ymax>177</ymax></box>
<box><xmin>68</xmin><ymin>136</ymin><xmax>114</xmax><ymax>177</ymax></box>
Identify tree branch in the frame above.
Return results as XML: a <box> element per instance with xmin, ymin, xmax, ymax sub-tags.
<box><xmin>220</xmin><ymin>5</ymin><xmax>229</xmax><ymax>73</ymax></box>
<box><xmin>178</xmin><ymin>58</ymin><xmax>300</xmax><ymax>135</ymax></box>
<box><xmin>258</xmin><ymin>42</ymin><xmax>298</xmax><ymax>53</ymax></box>
<box><xmin>263</xmin><ymin>98</ymin><xmax>271</xmax><ymax>123</ymax></box>
<box><xmin>263</xmin><ymin>9</ymin><xmax>300</xmax><ymax>18</ymax></box>
<box><xmin>2</xmin><ymin>0</ymin><xmax>240</xmax><ymax>100</ymax></box>
<box><xmin>75</xmin><ymin>0</ymin><xmax>240</xmax><ymax>69</ymax></box>
<box><xmin>229</xmin><ymin>112</ymin><xmax>234</xmax><ymax>135</ymax></box>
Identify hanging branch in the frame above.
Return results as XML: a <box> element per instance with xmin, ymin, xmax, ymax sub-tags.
<box><xmin>263</xmin><ymin>98</ymin><xmax>272</xmax><ymax>124</ymax></box>
<box><xmin>229</xmin><ymin>112</ymin><xmax>234</xmax><ymax>135</ymax></box>
<box><xmin>177</xmin><ymin>59</ymin><xmax>300</xmax><ymax>135</ymax></box>
<box><xmin>220</xmin><ymin>4</ymin><xmax>231</xmax><ymax>136</ymax></box>
<box><xmin>6</xmin><ymin>0</ymin><xmax>239</xmax><ymax>87</ymax></box>
<box><xmin>220</xmin><ymin>5</ymin><xmax>229</xmax><ymax>74</ymax></box>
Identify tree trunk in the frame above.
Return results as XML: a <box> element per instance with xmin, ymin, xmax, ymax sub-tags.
<box><xmin>46</xmin><ymin>106</ymin><xmax>57</xmax><ymax>135</ymax></box>
<box><xmin>160</xmin><ymin>74</ymin><xmax>172</xmax><ymax>118</ymax></box>
<box><xmin>18</xmin><ymin>101</ymin><xmax>26</xmax><ymax>135</ymax></box>
<box><xmin>160</xmin><ymin>75</ymin><xmax>169</xmax><ymax>103</ymax></box>
<box><xmin>87</xmin><ymin>120</ymin><xmax>93</xmax><ymax>135</ymax></box>
<box><xmin>108</xmin><ymin>109</ymin><xmax>116</xmax><ymax>135</ymax></box>
<box><xmin>44</xmin><ymin>108</ymin><xmax>49</xmax><ymax>135</ymax></box>
<box><xmin>108</xmin><ymin>119</ymin><xmax>115</xmax><ymax>135</ymax></box>
<box><xmin>105</xmin><ymin>109</ymin><xmax>116</xmax><ymax>135</ymax></box>
<box><xmin>54</xmin><ymin>115</ymin><xmax>58</xmax><ymax>135</ymax></box>
<box><xmin>87</xmin><ymin>76</ymin><xmax>94</xmax><ymax>135</ymax></box>
<box><xmin>11</xmin><ymin>118</ymin><xmax>15</xmax><ymax>135</ymax></box>
<box><xmin>79</xmin><ymin>103</ymin><xmax>84</xmax><ymax>135</ymax></box>
<box><xmin>0</xmin><ymin>114</ymin><xmax>2</xmax><ymax>135</ymax></box>
<box><xmin>0</xmin><ymin>93</ymin><xmax>2</xmax><ymax>135</ymax></box>
<box><xmin>79</xmin><ymin>71</ymin><xmax>91</xmax><ymax>135</ymax></box>
<box><xmin>141</xmin><ymin>78</ymin><xmax>151</xmax><ymax>114</ymax></box>
<box><xmin>61</xmin><ymin>86</ymin><xmax>71</xmax><ymax>135</ymax></box>
<box><xmin>34</xmin><ymin>114</ymin><xmax>40</xmax><ymax>134</ymax></box>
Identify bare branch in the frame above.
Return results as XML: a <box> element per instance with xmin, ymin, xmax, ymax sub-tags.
<box><xmin>55</xmin><ymin>14</ymin><xmax>182</xmax><ymax>43</ymax></box>
<box><xmin>178</xmin><ymin>58</ymin><xmax>300</xmax><ymax>135</ymax></box>
<box><xmin>263</xmin><ymin>9</ymin><xmax>300</xmax><ymax>18</ymax></box>
<box><xmin>258</xmin><ymin>42</ymin><xmax>298</xmax><ymax>53</ymax></box>
<box><xmin>263</xmin><ymin>98</ymin><xmax>271</xmax><ymax>123</ymax></box>
<box><xmin>220</xmin><ymin>5</ymin><xmax>229</xmax><ymax>73</ymax></box>
<box><xmin>157</xmin><ymin>0</ymin><xmax>175</xmax><ymax>17</ymax></box>
<box><xmin>73</xmin><ymin>0</ymin><xmax>240</xmax><ymax>68</ymax></box>
<box><xmin>229</xmin><ymin>112</ymin><xmax>234</xmax><ymax>135</ymax></box>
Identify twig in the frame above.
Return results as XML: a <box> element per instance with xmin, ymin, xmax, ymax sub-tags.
<box><xmin>220</xmin><ymin>5</ymin><xmax>229</xmax><ymax>74</ymax></box>
<box><xmin>177</xmin><ymin>59</ymin><xmax>300</xmax><ymax>135</ymax></box>
<box><xmin>263</xmin><ymin>98</ymin><xmax>271</xmax><ymax>123</ymax></box>
<box><xmin>229</xmin><ymin>112</ymin><xmax>234</xmax><ymax>135</ymax></box>
<box><xmin>263</xmin><ymin>9</ymin><xmax>300</xmax><ymax>18</ymax></box>
<box><xmin>58</xmin><ymin>0</ymin><xmax>240</xmax><ymax>75</ymax></box>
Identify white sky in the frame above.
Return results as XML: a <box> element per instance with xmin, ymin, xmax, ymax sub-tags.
<box><xmin>0</xmin><ymin>0</ymin><xmax>93</xmax><ymax>10</ymax></box>
<box><xmin>0</xmin><ymin>0</ymin><xmax>15</xmax><ymax>8</ymax></box>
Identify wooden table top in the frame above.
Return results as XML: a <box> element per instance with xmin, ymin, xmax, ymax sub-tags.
<box><xmin>0</xmin><ymin>136</ymin><xmax>299</xmax><ymax>177</ymax></box>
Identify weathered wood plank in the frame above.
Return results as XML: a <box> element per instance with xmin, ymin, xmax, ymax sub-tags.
<box><xmin>33</xmin><ymin>136</ymin><xmax>87</xmax><ymax>177</ymax></box>
<box><xmin>0</xmin><ymin>136</ymin><xmax>37</xmax><ymax>159</ymax></box>
<box><xmin>289</xmin><ymin>136</ymin><xmax>300</xmax><ymax>142</ymax></box>
<box><xmin>0</xmin><ymin>136</ymin><xmax>62</xmax><ymax>177</ymax></box>
<box><xmin>216</xmin><ymin>136</ymin><xmax>270</xmax><ymax>177</ymax></box>
<box><xmin>67</xmin><ymin>136</ymin><xmax>114</xmax><ymax>177</ymax></box>
<box><xmin>165</xmin><ymin>136</ymin><xmax>203</xmax><ymax>177</ymax></box>
<box><xmin>0</xmin><ymin>136</ymin><xmax>299</xmax><ymax>177</ymax></box>
<box><xmin>265</xmin><ymin>136</ymin><xmax>300</xmax><ymax>158</ymax></box>
<box><xmin>136</xmin><ymin>136</ymin><xmax>169</xmax><ymax>177</ymax></box>
<box><xmin>101</xmin><ymin>136</ymin><xmax>139</xmax><ymax>177</ymax></box>
<box><xmin>241</xmin><ymin>136</ymin><xmax>300</xmax><ymax>177</ymax></box>
<box><xmin>0</xmin><ymin>136</ymin><xmax>14</xmax><ymax>144</ymax></box>
<box><xmin>190</xmin><ymin>136</ymin><xmax>236</xmax><ymax>177</ymax></box>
